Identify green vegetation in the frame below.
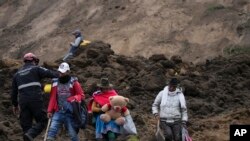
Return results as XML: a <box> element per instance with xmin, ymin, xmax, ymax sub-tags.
<box><xmin>206</xmin><ymin>4</ymin><xmax>225</xmax><ymax>12</ymax></box>
<box><xmin>223</xmin><ymin>45</ymin><xmax>250</xmax><ymax>56</ymax></box>
<box><xmin>127</xmin><ymin>135</ymin><xmax>140</xmax><ymax>141</ymax></box>
<box><xmin>241</xmin><ymin>19</ymin><xmax>250</xmax><ymax>29</ymax></box>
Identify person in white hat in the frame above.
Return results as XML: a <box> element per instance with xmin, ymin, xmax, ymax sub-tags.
<box><xmin>46</xmin><ymin>62</ymin><xmax>85</xmax><ymax>141</ymax></box>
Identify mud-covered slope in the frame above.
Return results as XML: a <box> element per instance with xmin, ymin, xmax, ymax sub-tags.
<box><xmin>0</xmin><ymin>41</ymin><xmax>249</xmax><ymax>141</ymax></box>
<box><xmin>0</xmin><ymin>0</ymin><xmax>250</xmax><ymax>63</ymax></box>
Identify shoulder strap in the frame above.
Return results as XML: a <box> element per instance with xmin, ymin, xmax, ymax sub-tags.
<box><xmin>52</xmin><ymin>78</ymin><xmax>59</xmax><ymax>87</ymax></box>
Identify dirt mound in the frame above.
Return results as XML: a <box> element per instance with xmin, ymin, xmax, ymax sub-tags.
<box><xmin>0</xmin><ymin>41</ymin><xmax>250</xmax><ymax>140</ymax></box>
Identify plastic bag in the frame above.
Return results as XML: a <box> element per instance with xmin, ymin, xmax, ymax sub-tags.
<box><xmin>155</xmin><ymin>120</ymin><xmax>165</xmax><ymax>141</ymax></box>
<box><xmin>182</xmin><ymin>127</ymin><xmax>192</xmax><ymax>141</ymax></box>
<box><xmin>120</xmin><ymin>115</ymin><xmax>137</xmax><ymax>135</ymax></box>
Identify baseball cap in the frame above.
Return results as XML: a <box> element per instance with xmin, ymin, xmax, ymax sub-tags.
<box><xmin>58</xmin><ymin>62</ymin><xmax>70</xmax><ymax>73</ymax></box>
<box><xmin>169</xmin><ymin>78</ymin><xmax>178</xmax><ymax>86</ymax></box>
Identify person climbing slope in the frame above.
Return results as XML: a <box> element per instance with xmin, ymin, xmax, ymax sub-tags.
<box><xmin>63</xmin><ymin>29</ymin><xmax>83</xmax><ymax>61</ymax></box>
<box><xmin>46</xmin><ymin>62</ymin><xmax>85</xmax><ymax>141</ymax></box>
<box><xmin>11</xmin><ymin>52</ymin><xmax>59</xmax><ymax>141</ymax></box>
<box><xmin>47</xmin><ymin>62</ymin><xmax>85</xmax><ymax>141</ymax></box>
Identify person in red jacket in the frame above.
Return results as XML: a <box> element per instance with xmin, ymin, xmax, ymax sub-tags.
<box><xmin>46</xmin><ymin>62</ymin><xmax>85</xmax><ymax>141</ymax></box>
<box><xmin>88</xmin><ymin>77</ymin><xmax>120</xmax><ymax>141</ymax></box>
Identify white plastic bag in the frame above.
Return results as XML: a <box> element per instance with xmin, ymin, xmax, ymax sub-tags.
<box><xmin>155</xmin><ymin>120</ymin><xmax>165</xmax><ymax>141</ymax></box>
<box><xmin>120</xmin><ymin>115</ymin><xmax>137</xmax><ymax>135</ymax></box>
<box><xmin>182</xmin><ymin>127</ymin><xmax>192</xmax><ymax>141</ymax></box>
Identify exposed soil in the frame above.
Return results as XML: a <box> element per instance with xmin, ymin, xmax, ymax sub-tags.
<box><xmin>0</xmin><ymin>0</ymin><xmax>250</xmax><ymax>141</ymax></box>
<box><xmin>0</xmin><ymin>41</ymin><xmax>250</xmax><ymax>140</ymax></box>
<box><xmin>0</xmin><ymin>0</ymin><xmax>250</xmax><ymax>63</ymax></box>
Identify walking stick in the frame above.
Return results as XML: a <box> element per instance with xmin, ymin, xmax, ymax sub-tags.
<box><xmin>44</xmin><ymin>118</ymin><xmax>52</xmax><ymax>141</ymax></box>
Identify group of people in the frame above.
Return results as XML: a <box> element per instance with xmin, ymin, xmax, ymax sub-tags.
<box><xmin>11</xmin><ymin>53</ymin><xmax>85</xmax><ymax>141</ymax></box>
<box><xmin>11</xmin><ymin>52</ymin><xmax>133</xmax><ymax>141</ymax></box>
<box><xmin>11</xmin><ymin>30</ymin><xmax>190</xmax><ymax>141</ymax></box>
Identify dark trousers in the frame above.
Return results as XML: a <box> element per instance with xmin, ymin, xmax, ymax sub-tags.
<box><xmin>19</xmin><ymin>101</ymin><xmax>48</xmax><ymax>138</ymax></box>
<box><xmin>160</xmin><ymin>121</ymin><xmax>182</xmax><ymax>141</ymax></box>
<box><xmin>69</xmin><ymin>46</ymin><xmax>78</xmax><ymax>55</ymax></box>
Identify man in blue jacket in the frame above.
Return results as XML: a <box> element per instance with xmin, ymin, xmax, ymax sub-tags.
<box><xmin>11</xmin><ymin>53</ymin><xmax>59</xmax><ymax>141</ymax></box>
<box><xmin>63</xmin><ymin>29</ymin><xmax>83</xmax><ymax>61</ymax></box>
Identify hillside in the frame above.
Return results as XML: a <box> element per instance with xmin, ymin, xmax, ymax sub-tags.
<box><xmin>1</xmin><ymin>0</ymin><xmax>250</xmax><ymax>141</ymax></box>
<box><xmin>0</xmin><ymin>0</ymin><xmax>250</xmax><ymax>63</ymax></box>
<box><xmin>0</xmin><ymin>41</ymin><xmax>250</xmax><ymax>140</ymax></box>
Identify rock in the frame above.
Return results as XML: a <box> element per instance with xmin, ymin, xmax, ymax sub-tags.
<box><xmin>170</xmin><ymin>55</ymin><xmax>182</xmax><ymax>64</ymax></box>
<box><xmin>149</xmin><ymin>54</ymin><xmax>167</xmax><ymax>62</ymax></box>
<box><xmin>160</xmin><ymin>60</ymin><xmax>175</xmax><ymax>69</ymax></box>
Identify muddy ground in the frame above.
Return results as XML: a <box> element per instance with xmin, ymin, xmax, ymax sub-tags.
<box><xmin>0</xmin><ymin>0</ymin><xmax>250</xmax><ymax>141</ymax></box>
<box><xmin>0</xmin><ymin>41</ymin><xmax>250</xmax><ymax>141</ymax></box>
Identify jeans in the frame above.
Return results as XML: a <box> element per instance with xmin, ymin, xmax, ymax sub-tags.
<box><xmin>47</xmin><ymin>110</ymin><xmax>79</xmax><ymax>141</ymax></box>
<box><xmin>19</xmin><ymin>100</ymin><xmax>47</xmax><ymax>138</ymax></box>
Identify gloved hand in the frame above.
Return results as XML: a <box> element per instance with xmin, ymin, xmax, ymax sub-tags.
<box><xmin>154</xmin><ymin>113</ymin><xmax>160</xmax><ymax>119</ymax></box>
<box><xmin>12</xmin><ymin>106</ymin><xmax>20</xmax><ymax>115</ymax></box>
<box><xmin>47</xmin><ymin>112</ymin><xmax>53</xmax><ymax>118</ymax></box>
<box><xmin>182</xmin><ymin>121</ymin><xmax>187</xmax><ymax>128</ymax></box>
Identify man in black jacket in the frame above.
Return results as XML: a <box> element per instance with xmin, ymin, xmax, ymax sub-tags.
<box><xmin>11</xmin><ymin>53</ymin><xmax>59</xmax><ymax>141</ymax></box>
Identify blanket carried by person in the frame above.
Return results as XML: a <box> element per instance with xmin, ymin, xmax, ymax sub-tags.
<box><xmin>87</xmin><ymin>90</ymin><xmax>118</xmax><ymax>113</ymax></box>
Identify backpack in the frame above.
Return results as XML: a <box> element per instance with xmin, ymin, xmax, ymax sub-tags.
<box><xmin>71</xmin><ymin>100</ymin><xmax>88</xmax><ymax>129</ymax></box>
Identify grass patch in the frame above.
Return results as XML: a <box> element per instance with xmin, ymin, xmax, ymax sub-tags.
<box><xmin>127</xmin><ymin>135</ymin><xmax>140</xmax><ymax>141</ymax></box>
<box><xmin>223</xmin><ymin>45</ymin><xmax>250</xmax><ymax>56</ymax></box>
<box><xmin>0</xmin><ymin>0</ymin><xmax>7</xmax><ymax>6</ymax></box>
<box><xmin>206</xmin><ymin>4</ymin><xmax>225</xmax><ymax>12</ymax></box>
<box><xmin>203</xmin><ymin>3</ymin><xmax>226</xmax><ymax>17</ymax></box>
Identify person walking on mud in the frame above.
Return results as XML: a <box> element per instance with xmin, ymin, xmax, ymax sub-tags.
<box><xmin>63</xmin><ymin>29</ymin><xmax>83</xmax><ymax>61</ymax></box>
<box><xmin>11</xmin><ymin>53</ymin><xmax>59</xmax><ymax>141</ymax></box>
<box><xmin>152</xmin><ymin>78</ymin><xmax>188</xmax><ymax>141</ymax></box>
<box><xmin>46</xmin><ymin>62</ymin><xmax>85</xmax><ymax>141</ymax></box>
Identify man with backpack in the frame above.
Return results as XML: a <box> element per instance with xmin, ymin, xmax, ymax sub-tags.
<box><xmin>152</xmin><ymin>78</ymin><xmax>188</xmax><ymax>141</ymax></box>
<box><xmin>63</xmin><ymin>29</ymin><xmax>83</xmax><ymax>61</ymax></box>
<box><xmin>46</xmin><ymin>62</ymin><xmax>85</xmax><ymax>141</ymax></box>
<box><xmin>11</xmin><ymin>53</ymin><xmax>59</xmax><ymax>141</ymax></box>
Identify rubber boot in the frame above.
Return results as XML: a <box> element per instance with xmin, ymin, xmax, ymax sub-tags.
<box><xmin>107</xmin><ymin>131</ymin><xmax>116</xmax><ymax>141</ymax></box>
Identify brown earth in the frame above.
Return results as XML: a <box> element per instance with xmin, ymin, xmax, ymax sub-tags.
<box><xmin>0</xmin><ymin>0</ymin><xmax>250</xmax><ymax>63</ymax></box>
<box><xmin>0</xmin><ymin>0</ymin><xmax>250</xmax><ymax>141</ymax></box>
<box><xmin>0</xmin><ymin>41</ymin><xmax>250</xmax><ymax>141</ymax></box>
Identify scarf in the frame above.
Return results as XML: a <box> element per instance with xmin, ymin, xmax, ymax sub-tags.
<box><xmin>59</xmin><ymin>75</ymin><xmax>71</xmax><ymax>84</ymax></box>
<box><xmin>160</xmin><ymin>86</ymin><xmax>186</xmax><ymax>109</ymax></box>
